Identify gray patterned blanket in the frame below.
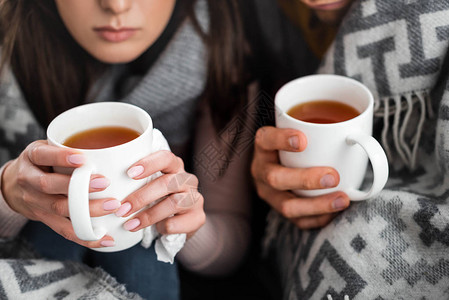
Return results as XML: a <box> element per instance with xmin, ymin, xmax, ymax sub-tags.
<box><xmin>264</xmin><ymin>1</ymin><xmax>449</xmax><ymax>299</ymax></box>
<box><xmin>0</xmin><ymin>238</ymin><xmax>142</xmax><ymax>299</ymax></box>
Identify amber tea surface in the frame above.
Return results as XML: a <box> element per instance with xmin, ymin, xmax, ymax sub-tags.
<box><xmin>63</xmin><ymin>126</ymin><xmax>141</xmax><ymax>149</ymax></box>
<box><xmin>287</xmin><ymin>100</ymin><xmax>360</xmax><ymax>124</ymax></box>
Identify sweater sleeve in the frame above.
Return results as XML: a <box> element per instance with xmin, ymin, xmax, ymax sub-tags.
<box><xmin>176</xmin><ymin>91</ymin><xmax>256</xmax><ymax>276</ymax></box>
<box><xmin>0</xmin><ymin>161</ymin><xmax>28</xmax><ymax>238</ymax></box>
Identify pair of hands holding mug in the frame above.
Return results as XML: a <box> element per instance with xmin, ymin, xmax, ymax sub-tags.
<box><xmin>2</xmin><ymin>140</ymin><xmax>205</xmax><ymax>248</ymax></box>
<box><xmin>251</xmin><ymin>126</ymin><xmax>351</xmax><ymax>229</ymax></box>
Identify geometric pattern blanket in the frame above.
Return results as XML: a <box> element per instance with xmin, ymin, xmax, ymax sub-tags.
<box><xmin>263</xmin><ymin>1</ymin><xmax>449</xmax><ymax>299</ymax></box>
<box><xmin>0</xmin><ymin>238</ymin><xmax>142</xmax><ymax>300</ymax></box>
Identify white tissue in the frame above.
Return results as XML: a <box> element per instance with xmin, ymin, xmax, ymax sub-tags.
<box><xmin>139</xmin><ymin>129</ymin><xmax>186</xmax><ymax>263</ymax></box>
<box><xmin>142</xmin><ymin>227</ymin><xmax>186</xmax><ymax>264</ymax></box>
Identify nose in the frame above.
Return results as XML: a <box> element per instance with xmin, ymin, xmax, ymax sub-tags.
<box><xmin>99</xmin><ymin>0</ymin><xmax>132</xmax><ymax>14</ymax></box>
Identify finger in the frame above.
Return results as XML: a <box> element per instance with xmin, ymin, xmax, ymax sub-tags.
<box><xmin>35</xmin><ymin>193</ymin><xmax>119</xmax><ymax>218</ymax></box>
<box><xmin>258</xmin><ymin>184</ymin><xmax>349</xmax><ymax>219</ymax></box>
<box><xmin>291</xmin><ymin>213</ymin><xmax>338</xmax><ymax>229</ymax></box>
<box><xmin>119</xmin><ymin>173</ymin><xmax>198</xmax><ymax>217</ymax></box>
<box><xmin>258</xmin><ymin>163</ymin><xmax>340</xmax><ymax>191</ymax></box>
<box><xmin>26</xmin><ymin>140</ymin><xmax>85</xmax><ymax>167</ymax></box>
<box><xmin>26</xmin><ymin>170</ymin><xmax>110</xmax><ymax>195</ymax></box>
<box><xmin>127</xmin><ymin>150</ymin><xmax>184</xmax><ymax>179</ymax></box>
<box><xmin>88</xmin><ymin>175</ymin><xmax>111</xmax><ymax>193</ymax></box>
<box><xmin>156</xmin><ymin>208</ymin><xmax>206</xmax><ymax>235</ymax></box>
<box><xmin>89</xmin><ymin>198</ymin><xmax>122</xmax><ymax>217</ymax></box>
<box><xmin>41</xmin><ymin>213</ymin><xmax>115</xmax><ymax>248</ymax></box>
<box><xmin>122</xmin><ymin>191</ymin><xmax>203</xmax><ymax>232</ymax></box>
<box><xmin>255</xmin><ymin>126</ymin><xmax>307</xmax><ymax>152</ymax></box>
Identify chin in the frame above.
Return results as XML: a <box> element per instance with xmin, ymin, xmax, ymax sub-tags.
<box><xmin>315</xmin><ymin>8</ymin><xmax>348</xmax><ymax>26</ymax></box>
<box><xmin>88</xmin><ymin>46</ymin><xmax>146</xmax><ymax>64</ymax></box>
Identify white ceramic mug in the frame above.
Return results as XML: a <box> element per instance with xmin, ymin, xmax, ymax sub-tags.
<box><xmin>47</xmin><ymin>102</ymin><xmax>167</xmax><ymax>252</ymax></box>
<box><xmin>275</xmin><ymin>74</ymin><xmax>389</xmax><ymax>201</ymax></box>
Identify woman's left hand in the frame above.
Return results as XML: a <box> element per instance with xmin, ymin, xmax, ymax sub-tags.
<box><xmin>116</xmin><ymin>150</ymin><xmax>205</xmax><ymax>239</ymax></box>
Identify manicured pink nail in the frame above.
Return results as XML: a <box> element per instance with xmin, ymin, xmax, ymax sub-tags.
<box><xmin>100</xmin><ymin>240</ymin><xmax>115</xmax><ymax>247</ymax></box>
<box><xmin>115</xmin><ymin>202</ymin><xmax>131</xmax><ymax>217</ymax></box>
<box><xmin>124</xmin><ymin>219</ymin><xmax>140</xmax><ymax>231</ymax></box>
<box><xmin>127</xmin><ymin>165</ymin><xmax>144</xmax><ymax>178</ymax></box>
<box><xmin>68</xmin><ymin>154</ymin><xmax>85</xmax><ymax>165</ymax></box>
<box><xmin>90</xmin><ymin>177</ymin><xmax>110</xmax><ymax>189</ymax></box>
<box><xmin>103</xmin><ymin>200</ymin><xmax>121</xmax><ymax>211</ymax></box>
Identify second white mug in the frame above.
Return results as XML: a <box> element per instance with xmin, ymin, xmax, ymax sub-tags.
<box><xmin>275</xmin><ymin>74</ymin><xmax>389</xmax><ymax>201</ymax></box>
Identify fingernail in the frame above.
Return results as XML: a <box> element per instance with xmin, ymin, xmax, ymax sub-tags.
<box><xmin>288</xmin><ymin>135</ymin><xmax>300</xmax><ymax>150</ymax></box>
<box><xmin>103</xmin><ymin>200</ymin><xmax>121</xmax><ymax>211</ymax></box>
<box><xmin>332</xmin><ymin>197</ymin><xmax>347</xmax><ymax>210</ymax></box>
<box><xmin>68</xmin><ymin>154</ymin><xmax>85</xmax><ymax>165</ymax></box>
<box><xmin>100</xmin><ymin>240</ymin><xmax>115</xmax><ymax>247</ymax></box>
<box><xmin>90</xmin><ymin>177</ymin><xmax>110</xmax><ymax>189</ymax></box>
<box><xmin>115</xmin><ymin>202</ymin><xmax>131</xmax><ymax>217</ymax></box>
<box><xmin>127</xmin><ymin>165</ymin><xmax>144</xmax><ymax>178</ymax></box>
<box><xmin>124</xmin><ymin>219</ymin><xmax>140</xmax><ymax>231</ymax></box>
<box><xmin>320</xmin><ymin>174</ymin><xmax>336</xmax><ymax>188</ymax></box>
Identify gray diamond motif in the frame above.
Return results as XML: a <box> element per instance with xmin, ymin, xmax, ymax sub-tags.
<box><xmin>351</xmin><ymin>234</ymin><xmax>367</xmax><ymax>253</ymax></box>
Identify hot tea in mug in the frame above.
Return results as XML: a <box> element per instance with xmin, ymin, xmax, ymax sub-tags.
<box><xmin>287</xmin><ymin>100</ymin><xmax>360</xmax><ymax>124</ymax></box>
<box><xmin>63</xmin><ymin>126</ymin><xmax>141</xmax><ymax>149</ymax></box>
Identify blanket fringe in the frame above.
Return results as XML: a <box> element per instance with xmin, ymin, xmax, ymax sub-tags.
<box><xmin>374</xmin><ymin>90</ymin><xmax>430</xmax><ymax>171</ymax></box>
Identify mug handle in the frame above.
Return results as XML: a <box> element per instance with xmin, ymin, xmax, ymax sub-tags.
<box><xmin>68</xmin><ymin>163</ymin><xmax>108</xmax><ymax>241</ymax></box>
<box><xmin>344</xmin><ymin>133</ymin><xmax>389</xmax><ymax>201</ymax></box>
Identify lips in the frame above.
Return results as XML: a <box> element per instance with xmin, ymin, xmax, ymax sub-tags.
<box><xmin>308</xmin><ymin>0</ymin><xmax>349</xmax><ymax>11</ymax></box>
<box><xmin>94</xmin><ymin>26</ymin><xmax>138</xmax><ymax>42</ymax></box>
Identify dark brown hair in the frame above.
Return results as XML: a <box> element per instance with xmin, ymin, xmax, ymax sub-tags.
<box><xmin>0</xmin><ymin>0</ymin><xmax>249</xmax><ymax>131</ymax></box>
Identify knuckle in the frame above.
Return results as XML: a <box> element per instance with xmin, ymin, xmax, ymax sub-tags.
<box><xmin>195</xmin><ymin>192</ymin><xmax>204</xmax><ymax>206</ymax></box>
<box><xmin>129</xmin><ymin>193</ymin><xmax>146</xmax><ymax>209</ymax></box>
<box><xmin>177</xmin><ymin>157</ymin><xmax>184</xmax><ymax>170</ymax></box>
<box><xmin>169</xmin><ymin>194</ymin><xmax>182</xmax><ymax>210</ymax></box>
<box><xmin>60</xmin><ymin>229</ymin><xmax>74</xmax><ymax>241</ymax></box>
<box><xmin>51</xmin><ymin>200</ymin><xmax>66</xmax><ymax>216</ymax></box>
<box><xmin>85</xmin><ymin>241</ymin><xmax>99</xmax><ymax>248</ymax></box>
<box><xmin>163</xmin><ymin>219</ymin><xmax>176</xmax><ymax>234</ymax></box>
<box><xmin>301</xmin><ymin>176</ymin><xmax>315</xmax><ymax>190</ymax></box>
<box><xmin>250</xmin><ymin>161</ymin><xmax>259</xmax><ymax>178</ymax></box>
<box><xmin>38</xmin><ymin>174</ymin><xmax>50</xmax><ymax>193</ymax></box>
<box><xmin>21</xmin><ymin>192</ymin><xmax>34</xmax><ymax>205</ymax></box>
<box><xmin>28</xmin><ymin>144</ymin><xmax>41</xmax><ymax>163</ymax></box>
<box><xmin>265</xmin><ymin>170</ymin><xmax>279</xmax><ymax>188</ymax></box>
<box><xmin>29</xmin><ymin>210</ymin><xmax>42</xmax><ymax>221</ymax></box>
<box><xmin>254</xmin><ymin>184</ymin><xmax>265</xmax><ymax>198</ymax></box>
<box><xmin>294</xmin><ymin>218</ymin><xmax>306</xmax><ymax>229</ymax></box>
<box><xmin>255</xmin><ymin>127</ymin><xmax>266</xmax><ymax>146</ymax></box>
<box><xmin>198</xmin><ymin>211</ymin><xmax>206</xmax><ymax>227</ymax></box>
<box><xmin>162</xmin><ymin>174</ymin><xmax>174</xmax><ymax>190</ymax></box>
<box><xmin>279</xmin><ymin>201</ymin><xmax>294</xmax><ymax>219</ymax></box>
<box><xmin>16</xmin><ymin>170</ymin><xmax>28</xmax><ymax>187</ymax></box>
<box><xmin>161</xmin><ymin>150</ymin><xmax>175</xmax><ymax>161</ymax></box>
<box><xmin>183</xmin><ymin>173</ymin><xmax>198</xmax><ymax>188</ymax></box>
<box><xmin>139</xmin><ymin>213</ymin><xmax>153</xmax><ymax>227</ymax></box>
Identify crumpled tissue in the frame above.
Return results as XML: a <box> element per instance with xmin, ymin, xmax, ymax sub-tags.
<box><xmin>140</xmin><ymin>129</ymin><xmax>186</xmax><ymax>263</ymax></box>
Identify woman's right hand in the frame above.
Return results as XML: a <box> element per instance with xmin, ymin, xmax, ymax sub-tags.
<box><xmin>1</xmin><ymin>140</ymin><xmax>118</xmax><ymax>248</ymax></box>
<box><xmin>251</xmin><ymin>126</ymin><xmax>351</xmax><ymax>229</ymax></box>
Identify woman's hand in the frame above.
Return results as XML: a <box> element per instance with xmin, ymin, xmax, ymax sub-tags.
<box><xmin>251</xmin><ymin>126</ymin><xmax>350</xmax><ymax>228</ymax></box>
<box><xmin>116</xmin><ymin>150</ymin><xmax>205</xmax><ymax>239</ymax></box>
<box><xmin>2</xmin><ymin>140</ymin><xmax>118</xmax><ymax>248</ymax></box>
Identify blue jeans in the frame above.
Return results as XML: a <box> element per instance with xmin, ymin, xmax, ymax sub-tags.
<box><xmin>20</xmin><ymin>221</ymin><xmax>180</xmax><ymax>300</ymax></box>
